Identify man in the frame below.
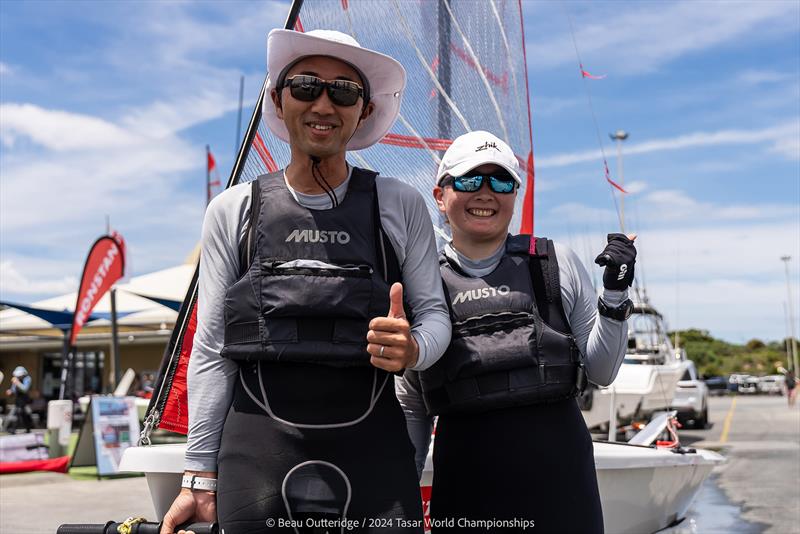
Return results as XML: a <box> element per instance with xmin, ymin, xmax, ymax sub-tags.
<box><xmin>162</xmin><ymin>30</ymin><xmax>450</xmax><ymax>534</ymax></box>
<box><xmin>5</xmin><ymin>366</ymin><xmax>33</xmax><ymax>434</ymax></box>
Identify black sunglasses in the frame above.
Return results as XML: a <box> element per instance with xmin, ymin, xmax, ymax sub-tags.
<box><xmin>440</xmin><ymin>170</ymin><xmax>518</xmax><ymax>194</ymax></box>
<box><xmin>283</xmin><ymin>75</ymin><xmax>364</xmax><ymax>107</ymax></box>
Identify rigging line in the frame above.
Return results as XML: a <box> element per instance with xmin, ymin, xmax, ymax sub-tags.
<box><xmin>433</xmin><ymin>224</ymin><xmax>450</xmax><ymax>242</ymax></box>
<box><xmin>489</xmin><ymin>0</ymin><xmax>520</xmax><ymax>106</ymax></box>
<box><xmin>560</xmin><ymin>3</ymin><xmax>624</xmax><ymax>233</ymax></box>
<box><xmin>632</xmin><ymin>200</ymin><xmax>648</xmax><ymax>299</ymax></box>
<box><xmin>349</xmin><ymin>151</ymin><xmax>373</xmax><ymax>171</ymax></box>
<box><xmin>442</xmin><ymin>0</ymin><xmax>509</xmax><ymax>142</ymax></box>
<box><xmin>389</xmin><ymin>0</ymin><xmax>471</xmax><ymax>133</ymax></box>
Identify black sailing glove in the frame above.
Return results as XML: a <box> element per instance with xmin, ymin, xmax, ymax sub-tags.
<box><xmin>594</xmin><ymin>233</ymin><xmax>636</xmax><ymax>290</ymax></box>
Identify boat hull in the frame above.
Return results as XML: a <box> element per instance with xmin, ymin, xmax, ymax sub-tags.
<box><xmin>121</xmin><ymin>441</ymin><xmax>723</xmax><ymax>533</ymax></box>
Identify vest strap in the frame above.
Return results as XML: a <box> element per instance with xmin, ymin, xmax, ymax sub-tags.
<box><xmin>443</xmin><ymin>364</ymin><xmax>579</xmax><ymax>400</ymax></box>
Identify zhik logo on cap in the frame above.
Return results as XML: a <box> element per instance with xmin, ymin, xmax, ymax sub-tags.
<box><xmin>475</xmin><ymin>141</ymin><xmax>499</xmax><ymax>152</ymax></box>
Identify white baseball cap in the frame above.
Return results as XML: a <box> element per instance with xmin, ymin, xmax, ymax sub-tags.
<box><xmin>263</xmin><ymin>29</ymin><xmax>406</xmax><ymax>151</ymax></box>
<box><xmin>12</xmin><ymin>366</ymin><xmax>27</xmax><ymax>378</ymax></box>
<box><xmin>436</xmin><ymin>131</ymin><xmax>522</xmax><ymax>186</ymax></box>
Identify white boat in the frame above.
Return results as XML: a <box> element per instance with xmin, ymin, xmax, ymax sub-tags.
<box><xmin>120</xmin><ymin>427</ymin><xmax>723</xmax><ymax>534</ymax></box>
<box><xmin>582</xmin><ymin>302</ymin><xmax>688</xmax><ymax>430</ymax></box>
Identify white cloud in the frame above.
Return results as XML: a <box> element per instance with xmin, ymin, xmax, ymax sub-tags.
<box><xmin>0</xmin><ymin>261</ymin><xmax>78</xmax><ymax>298</ymax></box>
<box><xmin>0</xmin><ymin>103</ymin><xmax>138</xmax><ymax>151</ymax></box>
<box><xmin>536</xmin><ymin>122</ymin><xmax>800</xmax><ymax>168</ymax></box>
<box><xmin>121</xmin><ymin>90</ymin><xmax>245</xmax><ymax>138</ymax></box>
<box><xmin>526</xmin><ymin>1</ymin><xmax>799</xmax><ymax>74</ymax></box>
<box><xmin>736</xmin><ymin>69</ymin><xmax>794</xmax><ymax>85</ymax></box>
<box><xmin>0</xmin><ymin>62</ymin><xmax>11</xmax><ymax>76</ymax></box>
<box><xmin>624</xmin><ymin>181</ymin><xmax>647</xmax><ymax>195</ymax></box>
<box><xmin>549</xmin><ymin>219</ymin><xmax>800</xmax><ymax>342</ymax></box>
<box><xmin>549</xmin><ymin>187</ymin><xmax>799</xmax><ymax>228</ymax></box>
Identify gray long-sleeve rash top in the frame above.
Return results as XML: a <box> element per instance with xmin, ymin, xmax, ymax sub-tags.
<box><xmin>185</xmin><ymin>169</ymin><xmax>452</xmax><ymax>473</ymax></box>
<box><xmin>396</xmin><ymin>239</ymin><xmax>629</xmax><ymax>475</ymax></box>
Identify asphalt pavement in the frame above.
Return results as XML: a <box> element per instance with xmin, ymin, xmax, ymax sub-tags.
<box><xmin>679</xmin><ymin>394</ymin><xmax>800</xmax><ymax>534</ymax></box>
<box><xmin>0</xmin><ymin>394</ymin><xmax>798</xmax><ymax>534</ymax></box>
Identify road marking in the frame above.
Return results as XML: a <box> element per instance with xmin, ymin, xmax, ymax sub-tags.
<box><xmin>720</xmin><ymin>396</ymin><xmax>737</xmax><ymax>444</ymax></box>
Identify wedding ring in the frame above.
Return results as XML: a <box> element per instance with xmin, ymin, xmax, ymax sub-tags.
<box><xmin>379</xmin><ymin>346</ymin><xmax>386</xmax><ymax>357</ymax></box>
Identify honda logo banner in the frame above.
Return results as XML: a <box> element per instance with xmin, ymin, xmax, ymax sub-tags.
<box><xmin>69</xmin><ymin>233</ymin><xmax>126</xmax><ymax>346</ymax></box>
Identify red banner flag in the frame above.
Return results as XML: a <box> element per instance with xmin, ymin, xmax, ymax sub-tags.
<box><xmin>69</xmin><ymin>234</ymin><xmax>126</xmax><ymax>345</ymax></box>
<box><xmin>207</xmin><ymin>151</ymin><xmax>216</xmax><ymax>174</ymax></box>
<box><xmin>207</xmin><ymin>148</ymin><xmax>221</xmax><ymax>202</ymax></box>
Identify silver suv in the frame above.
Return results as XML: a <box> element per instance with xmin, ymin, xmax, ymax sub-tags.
<box><xmin>672</xmin><ymin>360</ymin><xmax>709</xmax><ymax>428</ymax></box>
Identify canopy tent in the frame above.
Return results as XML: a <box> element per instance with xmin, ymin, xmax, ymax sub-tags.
<box><xmin>0</xmin><ymin>264</ymin><xmax>194</xmax><ymax>335</ymax></box>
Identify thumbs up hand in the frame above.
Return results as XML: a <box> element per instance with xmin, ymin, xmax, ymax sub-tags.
<box><xmin>367</xmin><ymin>282</ymin><xmax>420</xmax><ymax>372</ymax></box>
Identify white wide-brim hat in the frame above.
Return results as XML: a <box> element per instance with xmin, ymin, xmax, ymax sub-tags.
<box><xmin>436</xmin><ymin>131</ymin><xmax>522</xmax><ymax>186</ymax></box>
<box><xmin>263</xmin><ymin>29</ymin><xmax>406</xmax><ymax>151</ymax></box>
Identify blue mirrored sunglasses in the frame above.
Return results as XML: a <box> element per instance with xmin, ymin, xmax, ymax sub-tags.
<box><xmin>441</xmin><ymin>171</ymin><xmax>518</xmax><ymax>194</ymax></box>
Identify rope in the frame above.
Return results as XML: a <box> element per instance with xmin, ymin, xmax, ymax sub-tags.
<box><xmin>560</xmin><ymin>4</ymin><xmax>625</xmax><ymax>232</ymax></box>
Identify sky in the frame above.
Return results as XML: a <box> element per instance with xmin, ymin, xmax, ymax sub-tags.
<box><xmin>1</xmin><ymin>0</ymin><xmax>798</xmax><ymax>344</ymax></box>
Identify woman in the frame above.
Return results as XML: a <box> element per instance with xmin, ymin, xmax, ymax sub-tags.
<box><xmin>398</xmin><ymin>131</ymin><xmax>637</xmax><ymax>533</ymax></box>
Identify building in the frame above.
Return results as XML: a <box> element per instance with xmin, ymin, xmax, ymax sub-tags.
<box><xmin>0</xmin><ymin>263</ymin><xmax>194</xmax><ymax>403</ymax></box>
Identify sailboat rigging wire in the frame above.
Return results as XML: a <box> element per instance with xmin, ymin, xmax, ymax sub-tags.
<box><xmin>349</xmin><ymin>151</ymin><xmax>373</xmax><ymax>171</ymax></box>
<box><xmin>442</xmin><ymin>0</ymin><xmax>509</xmax><ymax>142</ymax></box>
<box><xmin>560</xmin><ymin>4</ymin><xmax>624</xmax><ymax>233</ymax></box>
<box><xmin>389</xmin><ymin>0</ymin><xmax>472</xmax><ymax>133</ymax></box>
<box><xmin>489</xmin><ymin>0</ymin><xmax>521</xmax><ymax>110</ymax></box>
<box><xmin>394</xmin><ymin>114</ymin><xmax>443</xmax><ymax>166</ymax></box>
<box><xmin>632</xmin><ymin>200</ymin><xmax>648</xmax><ymax>296</ymax></box>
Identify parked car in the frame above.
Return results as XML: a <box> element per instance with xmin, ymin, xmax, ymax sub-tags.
<box><xmin>757</xmin><ymin>375</ymin><xmax>785</xmax><ymax>395</ymax></box>
<box><xmin>672</xmin><ymin>361</ymin><xmax>709</xmax><ymax>428</ymax></box>
<box><xmin>738</xmin><ymin>375</ymin><xmax>760</xmax><ymax>394</ymax></box>
<box><xmin>728</xmin><ymin>373</ymin><xmax>750</xmax><ymax>394</ymax></box>
<box><xmin>704</xmin><ymin>376</ymin><xmax>728</xmax><ymax>396</ymax></box>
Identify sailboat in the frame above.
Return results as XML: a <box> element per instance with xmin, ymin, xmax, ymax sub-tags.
<box><xmin>582</xmin><ymin>300</ymin><xmax>689</xmax><ymax>430</ymax></box>
<box><xmin>123</xmin><ymin>2</ymin><xmax>723</xmax><ymax>533</ymax></box>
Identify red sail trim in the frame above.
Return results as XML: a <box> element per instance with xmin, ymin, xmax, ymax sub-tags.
<box><xmin>253</xmin><ymin>132</ymin><xmax>279</xmax><ymax>173</ymax></box>
<box><xmin>294</xmin><ymin>17</ymin><xmax>305</xmax><ymax>32</ymax></box>
<box><xmin>207</xmin><ymin>151</ymin><xmax>216</xmax><ymax>172</ymax></box>
<box><xmin>519</xmin><ymin>152</ymin><xmax>534</xmax><ymax>236</ymax></box>
<box><xmin>604</xmin><ymin>160</ymin><xmax>627</xmax><ymax>194</ymax></box>
<box><xmin>517</xmin><ymin>0</ymin><xmax>536</xmax><ymax>242</ymax></box>
<box><xmin>341</xmin><ymin>0</ymin><xmax>349</xmax><ymax>9</ymax></box>
<box><xmin>449</xmin><ymin>43</ymin><xmax>509</xmax><ymax>92</ymax></box>
<box><xmin>157</xmin><ymin>300</ymin><xmax>197</xmax><ymax>434</ymax></box>
<box><xmin>380</xmin><ymin>133</ymin><xmax>452</xmax><ymax>151</ymax></box>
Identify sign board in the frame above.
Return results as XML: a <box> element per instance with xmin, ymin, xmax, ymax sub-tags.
<box><xmin>71</xmin><ymin>395</ymin><xmax>140</xmax><ymax>476</ymax></box>
<box><xmin>47</xmin><ymin>400</ymin><xmax>73</xmax><ymax>446</ymax></box>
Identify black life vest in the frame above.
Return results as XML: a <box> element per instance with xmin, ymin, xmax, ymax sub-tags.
<box><xmin>221</xmin><ymin>168</ymin><xmax>400</xmax><ymax>366</ymax></box>
<box><xmin>419</xmin><ymin>235</ymin><xmax>586</xmax><ymax>415</ymax></box>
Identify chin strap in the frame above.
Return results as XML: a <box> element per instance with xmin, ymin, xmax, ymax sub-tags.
<box><xmin>310</xmin><ymin>155</ymin><xmax>339</xmax><ymax>208</ymax></box>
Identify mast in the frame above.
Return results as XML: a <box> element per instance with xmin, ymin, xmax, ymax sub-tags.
<box><xmin>436</xmin><ymin>0</ymin><xmax>451</xmax><ymax>141</ymax></box>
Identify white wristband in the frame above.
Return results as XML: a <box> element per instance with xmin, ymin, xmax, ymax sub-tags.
<box><xmin>181</xmin><ymin>474</ymin><xmax>218</xmax><ymax>492</ymax></box>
